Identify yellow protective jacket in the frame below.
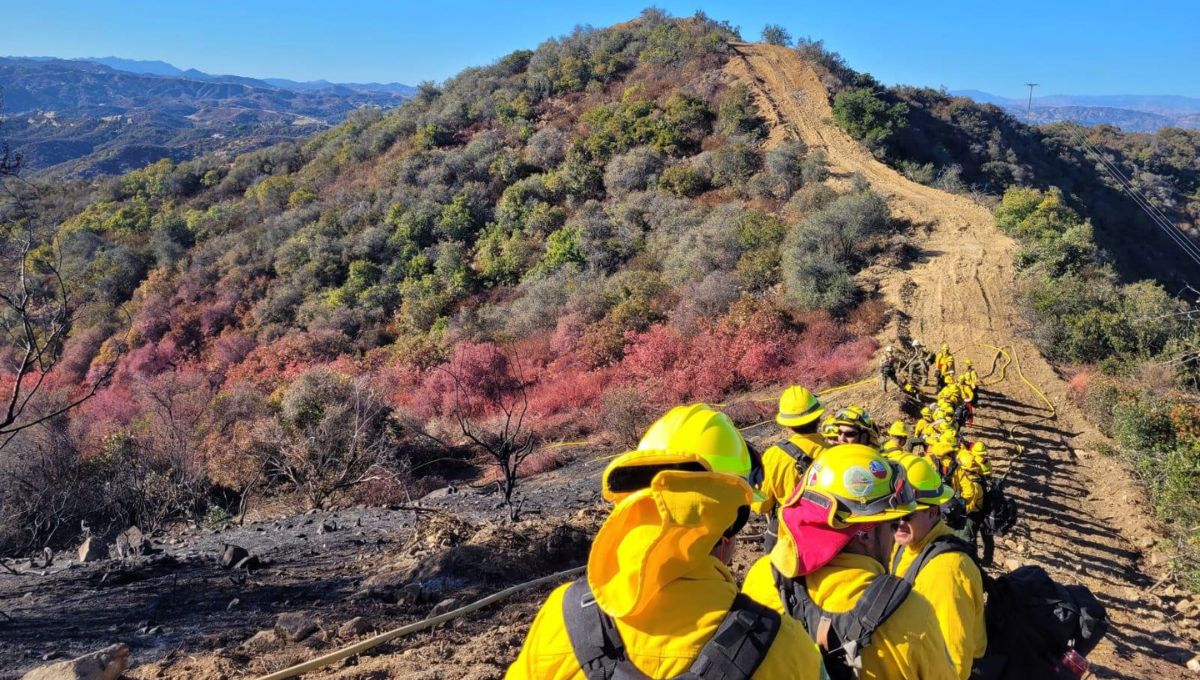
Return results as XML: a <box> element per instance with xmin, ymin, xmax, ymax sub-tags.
<box><xmin>958</xmin><ymin>369</ymin><xmax>978</xmax><ymax>391</ymax></box>
<box><xmin>880</xmin><ymin>438</ymin><xmax>907</xmax><ymax>459</ymax></box>
<box><xmin>890</xmin><ymin>522</ymin><xmax>987</xmax><ymax>679</ymax></box>
<box><xmin>742</xmin><ymin>553</ymin><xmax>958</xmax><ymax>680</ymax></box>
<box><xmin>506</xmin><ymin>560</ymin><xmax>826</xmax><ymax>679</ymax></box>
<box><xmin>952</xmin><ymin>468</ymin><xmax>985</xmax><ymax>513</ymax></box>
<box><xmin>913</xmin><ymin>418</ymin><xmax>932</xmax><ymax>440</ymax></box>
<box><xmin>754</xmin><ymin>433</ymin><xmax>825</xmax><ymax>516</ymax></box>
<box><xmin>936</xmin><ymin>352</ymin><xmax>955</xmax><ymax>376</ymax></box>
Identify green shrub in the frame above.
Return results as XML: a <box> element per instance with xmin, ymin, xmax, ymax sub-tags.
<box><xmin>717</xmin><ymin>84</ymin><xmax>765</xmax><ymax>139</ymax></box>
<box><xmin>658</xmin><ymin>164</ymin><xmax>708</xmax><ymax>197</ymax></box>
<box><xmin>832</xmin><ymin>88</ymin><xmax>909</xmax><ymax>146</ymax></box>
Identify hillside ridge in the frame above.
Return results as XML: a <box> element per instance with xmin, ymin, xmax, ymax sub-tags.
<box><xmin>730</xmin><ymin>42</ymin><xmax>1190</xmax><ymax>677</ymax></box>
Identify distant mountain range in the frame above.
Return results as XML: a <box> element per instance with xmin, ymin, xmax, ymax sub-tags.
<box><xmin>951</xmin><ymin>90</ymin><xmax>1200</xmax><ymax>132</ymax></box>
<box><xmin>0</xmin><ymin>56</ymin><xmax>415</xmax><ymax>177</ymax></box>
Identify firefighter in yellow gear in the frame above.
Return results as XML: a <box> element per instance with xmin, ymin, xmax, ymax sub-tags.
<box><xmin>819</xmin><ymin>406</ymin><xmax>880</xmax><ymax>448</ymax></box>
<box><xmin>881</xmin><ymin>421</ymin><xmax>911</xmax><ymax>458</ymax></box>
<box><xmin>958</xmin><ymin>359</ymin><xmax>978</xmax><ymax>390</ymax></box>
<box><xmin>926</xmin><ymin>430</ymin><xmax>959</xmax><ymax>478</ymax></box>
<box><xmin>757</xmin><ymin>386</ymin><xmax>827</xmax><ymax>550</ymax></box>
<box><xmin>938</xmin><ymin>381</ymin><xmax>963</xmax><ymax>405</ymax></box>
<box><xmin>507</xmin><ymin>405</ymin><xmax>826</xmax><ymax>679</ymax></box>
<box><xmin>741</xmin><ymin>445</ymin><xmax>958</xmax><ymax>680</ymax></box>
<box><xmin>935</xmin><ymin>343</ymin><xmax>955</xmax><ymax>388</ymax></box>
<box><xmin>890</xmin><ymin>455</ymin><xmax>987</xmax><ymax>679</ymax></box>
<box><xmin>757</xmin><ymin>386</ymin><xmax>826</xmax><ymax>516</ymax></box>
<box><xmin>951</xmin><ymin>442</ymin><xmax>995</xmax><ymax>566</ymax></box>
<box><xmin>912</xmin><ymin>407</ymin><xmax>934</xmax><ymax>441</ymax></box>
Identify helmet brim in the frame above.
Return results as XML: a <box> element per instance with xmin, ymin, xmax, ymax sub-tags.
<box><xmin>776</xmin><ymin>408</ymin><xmax>824</xmax><ymax>428</ymax></box>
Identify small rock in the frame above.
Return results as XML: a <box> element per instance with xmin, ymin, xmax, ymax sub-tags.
<box><xmin>219</xmin><ymin>544</ymin><xmax>259</xmax><ymax>570</ymax></box>
<box><xmin>22</xmin><ymin>643</ymin><xmax>129</xmax><ymax>680</ymax></box>
<box><xmin>1003</xmin><ymin>558</ymin><xmax>1021</xmax><ymax>572</ymax></box>
<box><xmin>77</xmin><ymin>537</ymin><xmax>107</xmax><ymax>563</ymax></box>
<box><xmin>1188</xmin><ymin>655</ymin><xmax>1200</xmax><ymax>673</ymax></box>
<box><xmin>239</xmin><ymin>630</ymin><xmax>278</xmax><ymax>653</ymax></box>
<box><xmin>430</xmin><ymin>598</ymin><xmax>459</xmax><ymax>616</ymax></box>
<box><xmin>227</xmin><ymin>598</ymin><xmax>241</xmax><ymax>611</ymax></box>
<box><xmin>274</xmin><ymin>612</ymin><xmax>319</xmax><ymax>642</ymax></box>
<box><xmin>300</xmin><ymin>629</ymin><xmax>329</xmax><ymax>648</ymax></box>
<box><xmin>219</xmin><ymin>544</ymin><xmax>248</xmax><ymax>569</ymax></box>
<box><xmin>319</xmin><ymin>520</ymin><xmax>338</xmax><ymax>534</ymax></box>
<box><xmin>22</xmin><ymin>592</ymin><xmax>34</xmax><ymax>601</ymax></box>
<box><xmin>338</xmin><ymin>617</ymin><xmax>373</xmax><ymax>638</ymax></box>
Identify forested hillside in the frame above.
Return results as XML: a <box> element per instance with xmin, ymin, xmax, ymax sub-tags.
<box><xmin>3</xmin><ymin>9</ymin><xmax>1199</xmax><ymax>578</ymax></box>
<box><xmin>0</xmin><ymin>12</ymin><xmax>891</xmax><ymax>552</ymax></box>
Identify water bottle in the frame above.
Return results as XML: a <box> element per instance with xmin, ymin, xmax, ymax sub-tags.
<box><xmin>1059</xmin><ymin>649</ymin><xmax>1088</xmax><ymax>678</ymax></box>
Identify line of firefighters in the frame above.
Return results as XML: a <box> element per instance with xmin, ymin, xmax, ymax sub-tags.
<box><xmin>506</xmin><ymin>344</ymin><xmax>1019</xmax><ymax>680</ymax></box>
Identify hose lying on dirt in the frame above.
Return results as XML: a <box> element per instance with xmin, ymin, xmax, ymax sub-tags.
<box><xmin>253</xmin><ymin>565</ymin><xmax>586</xmax><ymax>680</ymax></box>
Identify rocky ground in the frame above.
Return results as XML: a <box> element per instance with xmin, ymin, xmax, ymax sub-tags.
<box><xmin>0</xmin><ymin>459</ymin><xmax>606</xmax><ymax>679</ymax></box>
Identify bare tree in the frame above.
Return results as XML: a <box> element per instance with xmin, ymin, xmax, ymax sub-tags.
<box><xmin>262</xmin><ymin>368</ymin><xmax>396</xmax><ymax>508</ymax></box>
<box><xmin>438</xmin><ymin>344</ymin><xmax>535</xmax><ymax>520</ymax></box>
<box><xmin>0</xmin><ymin>95</ymin><xmax>114</xmax><ymax>449</ymax></box>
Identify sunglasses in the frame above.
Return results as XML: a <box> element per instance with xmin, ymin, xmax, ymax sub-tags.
<box><xmin>889</xmin><ymin>512</ymin><xmax>916</xmax><ymax>530</ymax></box>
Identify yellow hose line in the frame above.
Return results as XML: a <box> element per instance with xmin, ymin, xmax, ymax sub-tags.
<box><xmin>1009</xmin><ymin>343</ymin><xmax>1056</xmax><ymax>417</ymax></box>
<box><xmin>816</xmin><ymin>376</ymin><xmax>878</xmax><ymax>396</ymax></box>
<box><xmin>254</xmin><ymin>565</ymin><xmax>586</xmax><ymax>680</ymax></box>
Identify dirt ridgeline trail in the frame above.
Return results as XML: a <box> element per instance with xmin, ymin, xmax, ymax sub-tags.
<box><xmin>729</xmin><ymin>42</ymin><xmax>1194</xmax><ymax>678</ymax></box>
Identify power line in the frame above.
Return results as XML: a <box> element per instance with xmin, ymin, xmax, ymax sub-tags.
<box><xmin>1064</xmin><ymin>124</ymin><xmax>1200</xmax><ymax>272</ymax></box>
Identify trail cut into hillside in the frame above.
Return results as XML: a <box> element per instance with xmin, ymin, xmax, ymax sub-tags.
<box><xmin>728</xmin><ymin>42</ymin><xmax>1193</xmax><ymax>678</ymax></box>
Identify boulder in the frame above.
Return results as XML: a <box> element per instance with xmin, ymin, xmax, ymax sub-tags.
<box><xmin>1189</xmin><ymin>655</ymin><xmax>1200</xmax><ymax>673</ymax></box>
<box><xmin>116</xmin><ymin>527</ymin><xmax>148</xmax><ymax>558</ymax></box>
<box><xmin>274</xmin><ymin>612</ymin><xmax>319</xmax><ymax>642</ymax></box>
<box><xmin>77</xmin><ymin>538</ymin><xmax>106</xmax><ymax>563</ymax></box>
<box><xmin>21</xmin><ymin>643</ymin><xmax>129</xmax><ymax>680</ymax></box>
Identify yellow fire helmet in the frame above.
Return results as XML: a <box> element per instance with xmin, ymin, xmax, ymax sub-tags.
<box><xmin>797</xmin><ymin>444</ymin><xmax>917</xmax><ymax>526</ymax></box>
<box><xmin>971</xmin><ymin>441</ymin><xmax>987</xmax><ymax>455</ymax></box>
<box><xmin>772</xmin><ymin>444</ymin><xmax>917</xmax><ymax>577</ymax></box>
<box><xmin>888</xmin><ymin>420</ymin><xmax>911</xmax><ymax>438</ymax></box>
<box><xmin>776</xmin><ymin>385</ymin><xmax>825</xmax><ymax>428</ymax></box>
<box><xmin>897</xmin><ymin>453</ymin><xmax>954</xmax><ymax>506</ymax></box>
<box><xmin>920</xmin><ymin>406</ymin><xmax>932</xmax><ymax>419</ymax></box>
<box><xmin>602</xmin><ymin>403</ymin><xmax>764</xmax><ymax>503</ymax></box>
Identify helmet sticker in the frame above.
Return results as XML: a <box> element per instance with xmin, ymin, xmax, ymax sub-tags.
<box><xmin>868</xmin><ymin>459</ymin><xmax>888</xmax><ymax>479</ymax></box>
<box><xmin>806</xmin><ymin>462</ymin><xmax>823</xmax><ymax>488</ymax></box>
<box><xmin>843</xmin><ymin>466</ymin><xmax>875</xmax><ymax>497</ymax></box>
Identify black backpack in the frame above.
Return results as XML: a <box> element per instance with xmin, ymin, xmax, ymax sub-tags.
<box><xmin>561</xmin><ymin>578</ymin><xmax>781</xmax><ymax>680</ymax></box>
<box><xmin>982</xmin><ymin>478</ymin><xmax>1018</xmax><ymax>536</ymax></box>
<box><xmin>893</xmin><ymin>538</ymin><xmax>1108</xmax><ymax>680</ymax></box>
<box><xmin>773</xmin><ymin>567</ymin><xmax>912</xmax><ymax>680</ymax></box>
<box><xmin>977</xmin><ymin>565</ymin><xmax>1108</xmax><ymax>680</ymax></box>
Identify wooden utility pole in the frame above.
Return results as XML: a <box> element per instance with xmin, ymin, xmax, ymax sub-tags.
<box><xmin>1025</xmin><ymin>83</ymin><xmax>1039</xmax><ymax>115</ymax></box>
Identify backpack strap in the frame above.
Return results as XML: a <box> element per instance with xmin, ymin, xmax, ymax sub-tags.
<box><xmin>900</xmin><ymin>534</ymin><xmax>976</xmax><ymax>583</ymax></box>
<box><xmin>775</xmin><ymin>439</ymin><xmax>814</xmax><ymax>470</ymax></box>
<box><xmin>773</xmin><ymin>566</ymin><xmax>912</xmax><ymax>674</ymax></box>
<box><xmin>837</xmin><ymin>574</ymin><xmax>912</xmax><ymax>658</ymax></box>
<box><xmin>564</xmin><ymin>578</ymin><xmax>779</xmax><ymax>680</ymax></box>
<box><xmin>562</xmin><ymin>579</ymin><xmax>630</xmax><ymax>680</ymax></box>
<box><xmin>685</xmin><ymin>594</ymin><xmax>781</xmax><ymax>680</ymax></box>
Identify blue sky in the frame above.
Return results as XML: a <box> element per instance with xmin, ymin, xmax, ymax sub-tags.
<box><xmin>2</xmin><ymin>0</ymin><xmax>1197</xmax><ymax>97</ymax></box>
